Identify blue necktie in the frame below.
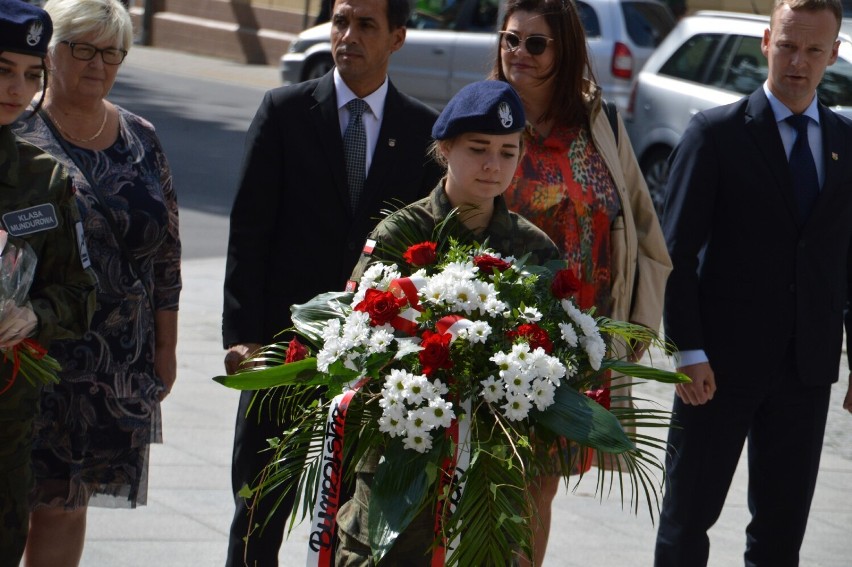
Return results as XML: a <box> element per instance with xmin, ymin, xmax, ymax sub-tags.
<box><xmin>785</xmin><ymin>114</ymin><xmax>819</xmax><ymax>224</ymax></box>
<box><xmin>344</xmin><ymin>99</ymin><xmax>368</xmax><ymax>211</ymax></box>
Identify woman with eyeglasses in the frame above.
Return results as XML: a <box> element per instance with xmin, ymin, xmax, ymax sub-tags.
<box><xmin>12</xmin><ymin>0</ymin><xmax>181</xmax><ymax>564</ymax></box>
<box><xmin>492</xmin><ymin>0</ymin><xmax>671</xmax><ymax>565</ymax></box>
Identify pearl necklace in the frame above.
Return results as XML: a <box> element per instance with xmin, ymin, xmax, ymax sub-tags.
<box><xmin>43</xmin><ymin>105</ymin><xmax>108</xmax><ymax>143</ymax></box>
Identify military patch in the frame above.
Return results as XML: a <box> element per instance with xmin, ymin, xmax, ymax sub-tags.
<box><xmin>75</xmin><ymin>221</ymin><xmax>91</xmax><ymax>269</ymax></box>
<box><xmin>2</xmin><ymin>204</ymin><xmax>58</xmax><ymax>237</ymax></box>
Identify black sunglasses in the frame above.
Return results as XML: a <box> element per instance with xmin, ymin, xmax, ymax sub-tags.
<box><xmin>499</xmin><ymin>31</ymin><xmax>554</xmax><ymax>56</ymax></box>
<box><xmin>61</xmin><ymin>41</ymin><xmax>127</xmax><ymax>65</ymax></box>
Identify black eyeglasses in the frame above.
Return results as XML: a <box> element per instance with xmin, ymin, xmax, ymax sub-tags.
<box><xmin>61</xmin><ymin>41</ymin><xmax>127</xmax><ymax>65</ymax></box>
<box><xmin>499</xmin><ymin>31</ymin><xmax>554</xmax><ymax>56</ymax></box>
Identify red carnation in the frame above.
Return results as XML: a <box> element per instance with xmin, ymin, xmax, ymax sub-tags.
<box><xmin>474</xmin><ymin>254</ymin><xmax>511</xmax><ymax>275</ymax></box>
<box><xmin>419</xmin><ymin>330</ymin><xmax>453</xmax><ymax>376</ymax></box>
<box><xmin>551</xmin><ymin>269</ymin><xmax>581</xmax><ymax>299</ymax></box>
<box><xmin>585</xmin><ymin>387</ymin><xmax>611</xmax><ymax>410</ymax></box>
<box><xmin>354</xmin><ymin>288</ymin><xmax>407</xmax><ymax>326</ymax></box>
<box><xmin>285</xmin><ymin>337</ymin><xmax>309</xmax><ymax>363</ymax></box>
<box><xmin>403</xmin><ymin>241</ymin><xmax>438</xmax><ymax>267</ymax></box>
<box><xmin>506</xmin><ymin>323</ymin><xmax>553</xmax><ymax>354</ymax></box>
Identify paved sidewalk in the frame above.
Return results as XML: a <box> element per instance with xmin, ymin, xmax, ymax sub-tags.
<box><xmin>78</xmin><ymin>46</ymin><xmax>852</xmax><ymax>566</ymax></box>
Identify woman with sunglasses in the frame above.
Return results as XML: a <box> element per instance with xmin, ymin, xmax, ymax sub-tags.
<box><xmin>492</xmin><ymin>0</ymin><xmax>671</xmax><ymax>565</ymax></box>
<box><xmin>13</xmin><ymin>0</ymin><xmax>181</xmax><ymax>564</ymax></box>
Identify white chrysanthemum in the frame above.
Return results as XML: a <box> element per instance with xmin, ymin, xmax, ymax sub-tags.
<box><xmin>447</xmin><ymin>280</ymin><xmax>478</xmax><ymax>314</ymax></box>
<box><xmin>378</xmin><ymin>404</ymin><xmax>406</xmax><ymax>437</ymax></box>
<box><xmin>541</xmin><ymin>356</ymin><xmax>566</xmax><ymax>385</ymax></box>
<box><xmin>530</xmin><ymin>377</ymin><xmax>556</xmax><ymax>411</ymax></box>
<box><xmin>320</xmin><ymin>318</ymin><xmax>342</xmax><ymax>342</ymax></box>
<box><xmin>441</xmin><ymin>260</ymin><xmax>477</xmax><ymax>281</ymax></box>
<box><xmin>341</xmin><ymin>311</ymin><xmax>371</xmax><ymax>346</ymax></box>
<box><xmin>403</xmin><ymin>375</ymin><xmax>431</xmax><ymax>406</ymax></box>
<box><xmin>384</xmin><ymin>369</ymin><xmax>410</xmax><ymax>395</ymax></box>
<box><xmin>472</xmin><ymin>280</ymin><xmax>497</xmax><ymax>304</ymax></box>
<box><xmin>368</xmin><ymin>329</ymin><xmax>394</xmax><ymax>354</ymax></box>
<box><xmin>402</xmin><ymin>430</ymin><xmax>433</xmax><ymax>453</ymax></box>
<box><xmin>581</xmin><ymin>334</ymin><xmax>607</xmax><ymax>370</ymax></box>
<box><xmin>354</xmin><ymin>263</ymin><xmax>401</xmax><ymax>304</ymax></box>
<box><xmin>509</xmin><ymin>342</ymin><xmax>532</xmax><ymax>362</ymax></box>
<box><xmin>517</xmin><ymin>305</ymin><xmax>543</xmax><ymax>322</ymax></box>
<box><xmin>480</xmin><ymin>376</ymin><xmax>503</xmax><ymax>404</ymax></box>
<box><xmin>409</xmin><ymin>406</ymin><xmax>440</xmax><ymax>430</ymax></box>
<box><xmin>430</xmin><ymin>379</ymin><xmax>449</xmax><ymax>396</ymax></box>
<box><xmin>458</xmin><ymin>320</ymin><xmax>492</xmax><ymax>344</ymax></box>
<box><xmin>503</xmin><ymin>369</ymin><xmax>533</xmax><ymax>395</ymax></box>
<box><xmin>559</xmin><ymin>322</ymin><xmax>579</xmax><ymax>347</ymax></box>
<box><xmin>420</xmin><ymin>275</ymin><xmax>453</xmax><ymax>306</ymax></box>
<box><xmin>502</xmin><ymin>391</ymin><xmax>532</xmax><ymax>421</ymax></box>
<box><xmin>482</xmin><ymin>296</ymin><xmax>508</xmax><ymax>317</ymax></box>
<box><xmin>561</xmin><ymin>299</ymin><xmax>598</xmax><ymax>337</ymax></box>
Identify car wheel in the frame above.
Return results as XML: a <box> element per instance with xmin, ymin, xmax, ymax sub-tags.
<box><xmin>303</xmin><ymin>54</ymin><xmax>334</xmax><ymax>81</ymax></box>
<box><xmin>641</xmin><ymin>146</ymin><xmax>672</xmax><ymax>218</ymax></box>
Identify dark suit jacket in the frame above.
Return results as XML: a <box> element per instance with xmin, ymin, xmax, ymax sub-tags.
<box><xmin>663</xmin><ymin>88</ymin><xmax>852</xmax><ymax>385</ymax></box>
<box><xmin>222</xmin><ymin>72</ymin><xmax>442</xmax><ymax>347</ymax></box>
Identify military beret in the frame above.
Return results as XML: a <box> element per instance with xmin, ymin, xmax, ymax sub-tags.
<box><xmin>432</xmin><ymin>81</ymin><xmax>526</xmax><ymax>140</ymax></box>
<box><xmin>0</xmin><ymin>0</ymin><xmax>53</xmax><ymax>58</ymax></box>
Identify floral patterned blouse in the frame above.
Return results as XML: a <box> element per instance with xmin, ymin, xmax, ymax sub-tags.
<box><xmin>13</xmin><ymin>106</ymin><xmax>181</xmax><ymax>508</ymax></box>
<box><xmin>505</xmin><ymin>123</ymin><xmax>621</xmax><ymax>317</ymax></box>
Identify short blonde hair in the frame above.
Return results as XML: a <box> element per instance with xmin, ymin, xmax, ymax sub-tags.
<box><xmin>44</xmin><ymin>0</ymin><xmax>133</xmax><ymax>52</ymax></box>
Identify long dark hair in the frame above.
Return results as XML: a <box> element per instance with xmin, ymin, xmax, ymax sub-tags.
<box><xmin>491</xmin><ymin>0</ymin><xmax>595</xmax><ymax>126</ymax></box>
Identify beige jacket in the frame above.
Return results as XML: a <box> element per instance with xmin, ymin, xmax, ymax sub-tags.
<box><xmin>584</xmin><ymin>85</ymin><xmax>672</xmax><ymax>339</ymax></box>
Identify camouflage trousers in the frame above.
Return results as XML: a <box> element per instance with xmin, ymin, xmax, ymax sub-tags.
<box><xmin>0</xmin><ymin>372</ymin><xmax>39</xmax><ymax>567</ymax></box>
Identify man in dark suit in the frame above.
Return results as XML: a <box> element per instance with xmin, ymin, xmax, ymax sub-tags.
<box><xmin>221</xmin><ymin>0</ymin><xmax>442</xmax><ymax>562</ymax></box>
<box><xmin>655</xmin><ymin>0</ymin><xmax>852</xmax><ymax>565</ymax></box>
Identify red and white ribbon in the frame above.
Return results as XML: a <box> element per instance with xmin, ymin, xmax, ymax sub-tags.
<box><xmin>306</xmin><ymin>377</ymin><xmax>369</xmax><ymax>567</ymax></box>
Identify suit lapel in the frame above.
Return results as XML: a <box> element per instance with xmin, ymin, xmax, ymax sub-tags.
<box><xmin>360</xmin><ymin>82</ymin><xmax>404</xmax><ymax>216</ymax></box>
<box><xmin>744</xmin><ymin>90</ymin><xmax>799</xmax><ymax>226</ymax></box>
<box><xmin>310</xmin><ymin>73</ymin><xmax>351</xmax><ymax>213</ymax></box>
<box><xmin>809</xmin><ymin>104</ymin><xmax>844</xmax><ymax>227</ymax></box>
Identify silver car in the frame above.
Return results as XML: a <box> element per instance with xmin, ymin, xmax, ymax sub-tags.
<box><xmin>626</xmin><ymin>11</ymin><xmax>852</xmax><ymax>214</ymax></box>
<box><xmin>280</xmin><ymin>0</ymin><xmax>674</xmax><ymax>111</ymax></box>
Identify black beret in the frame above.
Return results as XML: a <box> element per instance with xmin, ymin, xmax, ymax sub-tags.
<box><xmin>0</xmin><ymin>0</ymin><xmax>53</xmax><ymax>58</ymax></box>
<box><xmin>432</xmin><ymin>81</ymin><xmax>526</xmax><ymax>140</ymax></box>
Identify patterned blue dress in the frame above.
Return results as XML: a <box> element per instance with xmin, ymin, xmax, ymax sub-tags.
<box><xmin>13</xmin><ymin>106</ymin><xmax>181</xmax><ymax>509</ymax></box>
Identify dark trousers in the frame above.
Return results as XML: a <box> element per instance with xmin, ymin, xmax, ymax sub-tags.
<box><xmin>226</xmin><ymin>388</ymin><xmax>297</xmax><ymax>567</ymax></box>
<box><xmin>654</xmin><ymin>348</ymin><xmax>831</xmax><ymax>567</ymax></box>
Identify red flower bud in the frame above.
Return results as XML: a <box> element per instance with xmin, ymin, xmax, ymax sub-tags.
<box><xmin>403</xmin><ymin>241</ymin><xmax>438</xmax><ymax>267</ymax></box>
<box><xmin>354</xmin><ymin>288</ymin><xmax>408</xmax><ymax>326</ymax></box>
<box><xmin>419</xmin><ymin>330</ymin><xmax>453</xmax><ymax>376</ymax></box>
<box><xmin>551</xmin><ymin>269</ymin><xmax>581</xmax><ymax>300</ymax></box>
<box><xmin>285</xmin><ymin>337</ymin><xmax>309</xmax><ymax>363</ymax></box>
<box><xmin>474</xmin><ymin>254</ymin><xmax>511</xmax><ymax>275</ymax></box>
<box><xmin>506</xmin><ymin>323</ymin><xmax>553</xmax><ymax>354</ymax></box>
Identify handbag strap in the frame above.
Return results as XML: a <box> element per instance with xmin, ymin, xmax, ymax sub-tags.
<box><xmin>38</xmin><ymin>109</ymin><xmax>157</xmax><ymax>315</ymax></box>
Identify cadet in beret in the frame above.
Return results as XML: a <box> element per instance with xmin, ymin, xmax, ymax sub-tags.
<box><xmin>340</xmin><ymin>80</ymin><xmax>559</xmax><ymax>566</ymax></box>
<box><xmin>0</xmin><ymin>0</ymin><xmax>96</xmax><ymax>563</ymax></box>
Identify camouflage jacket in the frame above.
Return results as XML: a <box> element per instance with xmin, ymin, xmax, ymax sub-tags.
<box><xmin>349</xmin><ymin>182</ymin><xmax>560</xmax><ymax>284</ymax></box>
<box><xmin>0</xmin><ymin>127</ymin><xmax>96</xmax><ymax>397</ymax></box>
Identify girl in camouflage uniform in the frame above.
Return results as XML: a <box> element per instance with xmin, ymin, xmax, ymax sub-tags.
<box><xmin>339</xmin><ymin>81</ymin><xmax>559</xmax><ymax>566</ymax></box>
<box><xmin>0</xmin><ymin>2</ymin><xmax>96</xmax><ymax>564</ymax></box>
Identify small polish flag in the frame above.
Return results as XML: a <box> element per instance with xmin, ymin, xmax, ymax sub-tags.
<box><xmin>345</xmin><ymin>280</ymin><xmax>358</xmax><ymax>292</ymax></box>
<box><xmin>362</xmin><ymin>239</ymin><xmax>376</xmax><ymax>255</ymax></box>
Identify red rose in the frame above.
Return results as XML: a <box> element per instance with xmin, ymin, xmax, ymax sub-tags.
<box><xmin>354</xmin><ymin>288</ymin><xmax>407</xmax><ymax>326</ymax></box>
<box><xmin>551</xmin><ymin>269</ymin><xmax>581</xmax><ymax>299</ymax></box>
<box><xmin>285</xmin><ymin>337</ymin><xmax>309</xmax><ymax>363</ymax></box>
<box><xmin>474</xmin><ymin>254</ymin><xmax>511</xmax><ymax>275</ymax></box>
<box><xmin>419</xmin><ymin>330</ymin><xmax>453</xmax><ymax>376</ymax></box>
<box><xmin>584</xmin><ymin>387</ymin><xmax>611</xmax><ymax>410</ymax></box>
<box><xmin>506</xmin><ymin>323</ymin><xmax>553</xmax><ymax>354</ymax></box>
<box><xmin>403</xmin><ymin>241</ymin><xmax>438</xmax><ymax>267</ymax></box>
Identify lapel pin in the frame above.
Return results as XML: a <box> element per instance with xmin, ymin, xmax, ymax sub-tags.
<box><xmin>388</xmin><ymin>138</ymin><xmax>396</xmax><ymax>148</ymax></box>
<box><xmin>832</xmin><ymin>152</ymin><xmax>839</xmax><ymax>161</ymax></box>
